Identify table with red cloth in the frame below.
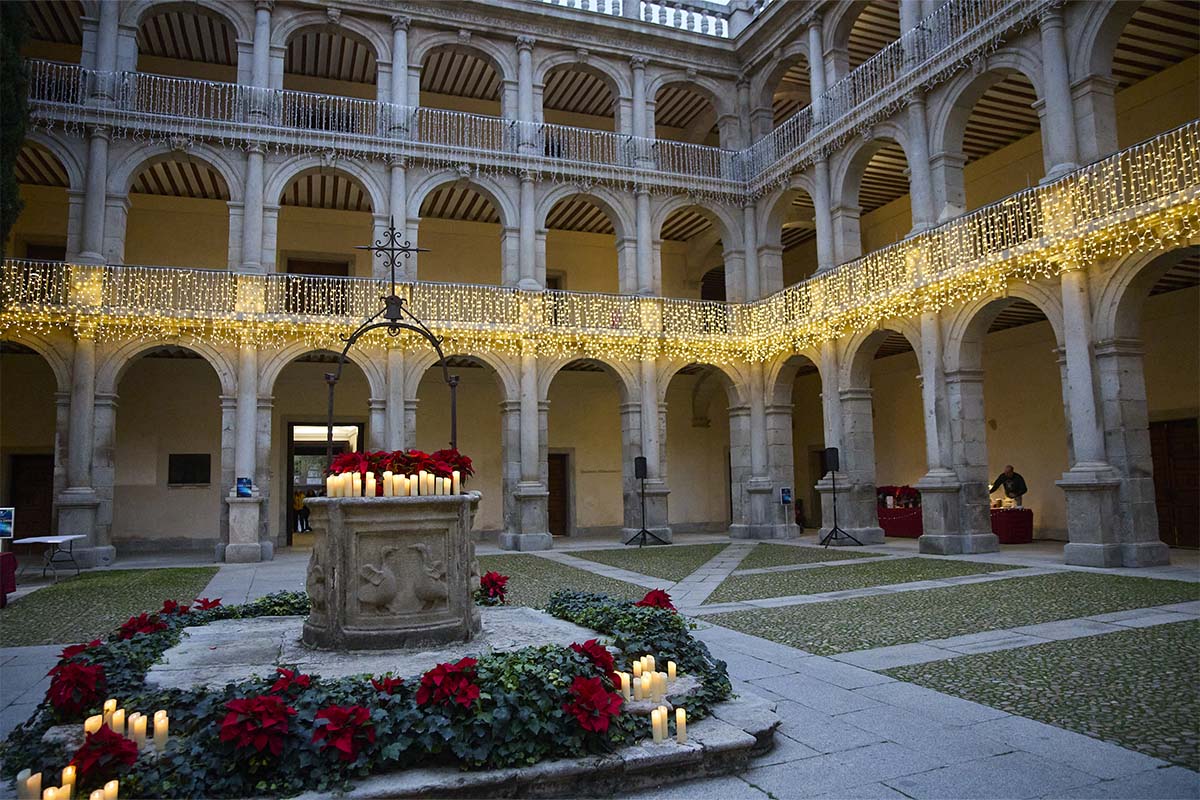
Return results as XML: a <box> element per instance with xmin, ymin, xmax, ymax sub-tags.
<box><xmin>0</xmin><ymin>552</ymin><xmax>16</xmax><ymax>608</ymax></box>
<box><xmin>991</xmin><ymin>507</ymin><xmax>1034</xmax><ymax>544</ymax></box>
<box><xmin>878</xmin><ymin>506</ymin><xmax>924</xmax><ymax>538</ymax></box>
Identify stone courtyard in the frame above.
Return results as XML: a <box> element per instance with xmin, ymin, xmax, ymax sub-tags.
<box><xmin>3</xmin><ymin>535</ymin><xmax>1197</xmax><ymax>799</ymax></box>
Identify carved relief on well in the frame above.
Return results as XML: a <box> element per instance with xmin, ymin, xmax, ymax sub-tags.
<box><xmin>305</xmin><ymin>556</ymin><xmax>328</xmax><ymax>615</ymax></box>
<box><xmin>350</xmin><ymin>531</ymin><xmax>450</xmax><ymax>623</ymax></box>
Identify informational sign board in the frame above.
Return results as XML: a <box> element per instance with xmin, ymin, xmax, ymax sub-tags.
<box><xmin>780</xmin><ymin>488</ymin><xmax>792</xmax><ymax>505</ymax></box>
<box><xmin>0</xmin><ymin>508</ymin><xmax>13</xmax><ymax>538</ymax></box>
<box><xmin>236</xmin><ymin>477</ymin><xmax>253</xmax><ymax>498</ymax></box>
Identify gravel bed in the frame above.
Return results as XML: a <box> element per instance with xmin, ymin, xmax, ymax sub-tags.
<box><xmin>735</xmin><ymin>542</ymin><xmax>880</xmax><ymax>571</ymax></box>
<box><xmin>0</xmin><ymin>567</ymin><xmax>219</xmax><ymax>646</ymax></box>
<box><xmin>478</xmin><ymin>554</ymin><xmax>646</xmax><ymax>609</ymax></box>
<box><xmin>706</xmin><ymin>556</ymin><xmax>1017</xmax><ymax>604</ymax></box>
<box><xmin>706</xmin><ymin>571</ymin><xmax>1200</xmax><ymax>655</ymax></box>
<box><xmin>567</xmin><ymin>543</ymin><xmax>730</xmax><ymax>582</ymax></box>
<box><xmin>886</xmin><ymin>620</ymin><xmax>1200</xmax><ymax>771</ymax></box>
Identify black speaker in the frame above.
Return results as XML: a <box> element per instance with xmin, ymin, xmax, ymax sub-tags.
<box><xmin>824</xmin><ymin>447</ymin><xmax>840</xmax><ymax>472</ymax></box>
<box><xmin>634</xmin><ymin>456</ymin><xmax>648</xmax><ymax>479</ymax></box>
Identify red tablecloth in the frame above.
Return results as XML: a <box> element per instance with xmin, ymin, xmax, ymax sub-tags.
<box><xmin>991</xmin><ymin>508</ymin><xmax>1034</xmax><ymax>544</ymax></box>
<box><xmin>878</xmin><ymin>507</ymin><xmax>924</xmax><ymax>538</ymax></box>
<box><xmin>0</xmin><ymin>552</ymin><xmax>16</xmax><ymax>608</ymax></box>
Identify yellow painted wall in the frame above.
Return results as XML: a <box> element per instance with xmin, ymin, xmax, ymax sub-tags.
<box><xmin>547</xmin><ymin>229</ymin><xmax>619</xmax><ymax>293</ymax></box>
<box><xmin>6</xmin><ymin>185</ymin><xmax>68</xmax><ymax>258</ymax></box>
<box><xmin>137</xmin><ymin>54</ymin><xmax>236</xmax><ymax>83</ymax></box>
<box><xmin>782</xmin><ymin>238</ymin><xmax>819</xmax><ymax>287</ymax></box>
<box><xmin>869</xmin><ymin>350</ymin><xmax>928</xmax><ymax>488</ymax></box>
<box><xmin>418</xmin><ymin>218</ymin><xmax>503</xmax><ymax>284</ymax></box>
<box><xmin>1142</xmin><ymin>286</ymin><xmax>1200</xmax><ymax>420</ymax></box>
<box><xmin>125</xmin><ymin>194</ymin><xmax>230</xmax><ymax>268</ymax></box>
<box><xmin>665</xmin><ymin>372</ymin><xmax>733</xmax><ymax>528</ymax></box>
<box><xmin>277</xmin><ymin>205</ymin><xmax>375</xmax><ymax>276</ymax></box>
<box><xmin>112</xmin><ymin>357</ymin><xmax>223</xmax><ymax>546</ymax></box>
<box><xmin>0</xmin><ymin>353</ymin><xmax>57</xmax><ymax>515</ymax></box>
<box><xmin>548</xmin><ymin>370</ymin><xmax>624</xmax><ymax>531</ymax></box>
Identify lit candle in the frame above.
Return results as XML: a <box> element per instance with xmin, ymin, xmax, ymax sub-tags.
<box><xmin>451</xmin><ymin>470</ymin><xmax>461</xmax><ymax>494</ymax></box>
<box><xmin>667</xmin><ymin>661</ymin><xmax>676</xmax><ymax>682</ymax></box>
<box><xmin>365</xmin><ymin>475</ymin><xmax>376</xmax><ymax>497</ymax></box>
<box><xmin>130</xmin><ymin>712</ymin><xmax>147</xmax><ymax>747</ymax></box>
<box><xmin>61</xmin><ymin>766</ymin><xmax>75</xmax><ymax>800</ymax></box>
<box><xmin>104</xmin><ymin>781</ymin><xmax>118</xmax><ymax>800</ymax></box>
<box><xmin>382</xmin><ymin>471</ymin><xmax>393</xmax><ymax>496</ymax></box>
<box><xmin>646</xmin><ymin>655</ymin><xmax>655</xmax><ymax>673</ymax></box>
<box><xmin>90</xmin><ymin>792</ymin><xmax>104</xmax><ymax>800</ymax></box>
<box><xmin>153</xmin><ymin>710</ymin><xmax>168</xmax><ymax>750</ymax></box>
<box><xmin>650</xmin><ymin>708</ymin><xmax>661</xmax><ymax>742</ymax></box>
<box><xmin>676</xmin><ymin>708</ymin><xmax>687</xmax><ymax>744</ymax></box>
<box><xmin>619</xmin><ymin>672</ymin><xmax>631</xmax><ymax>701</ymax></box>
<box><xmin>110</xmin><ymin>708</ymin><xmax>125</xmax><ymax>738</ymax></box>
<box><xmin>632</xmin><ymin>660</ymin><xmax>642</xmax><ymax>678</ymax></box>
<box><xmin>352</xmin><ymin>473</ymin><xmax>362</xmax><ymax>497</ymax></box>
<box><xmin>41</xmin><ymin>788</ymin><xmax>57</xmax><ymax>800</ymax></box>
<box><xmin>325</xmin><ymin>475</ymin><xmax>337</xmax><ymax>498</ymax></box>
<box><xmin>24</xmin><ymin>772</ymin><xmax>42</xmax><ymax>800</ymax></box>
<box><xmin>439</xmin><ymin>476</ymin><xmax>448</xmax><ymax>495</ymax></box>
<box><xmin>103</xmin><ymin>699</ymin><xmax>116</xmax><ymax>725</ymax></box>
<box><xmin>84</xmin><ymin>714</ymin><xmax>103</xmax><ymax>735</ymax></box>
<box><xmin>408</xmin><ymin>474</ymin><xmax>417</xmax><ymax>495</ymax></box>
<box><xmin>417</xmin><ymin>470</ymin><xmax>427</xmax><ymax>495</ymax></box>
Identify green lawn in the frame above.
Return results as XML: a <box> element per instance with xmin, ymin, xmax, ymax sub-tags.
<box><xmin>706</xmin><ymin>572</ymin><xmax>1200</xmax><ymax>655</ymax></box>
<box><xmin>567</xmin><ymin>543</ymin><xmax>729</xmax><ymax>582</ymax></box>
<box><xmin>706</xmin><ymin>557</ymin><xmax>1017</xmax><ymax>604</ymax></box>
<box><xmin>479</xmin><ymin>554</ymin><xmax>646</xmax><ymax>608</ymax></box>
<box><xmin>887</xmin><ymin>621</ymin><xmax>1200</xmax><ymax>771</ymax></box>
<box><xmin>735</xmin><ymin>542</ymin><xmax>880</xmax><ymax>571</ymax></box>
<box><xmin>0</xmin><ymin>567</ymin><xmax>218</xmax><ymax>646</ymax></box>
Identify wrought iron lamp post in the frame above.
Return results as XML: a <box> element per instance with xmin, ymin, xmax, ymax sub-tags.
<box><xmin>324</xmin><ymin>217</ymin><xmax>459</xmax><ymax>470</ymax></box>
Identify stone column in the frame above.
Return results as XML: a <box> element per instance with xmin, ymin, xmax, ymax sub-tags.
<box><xmin>930</xmin><ymin>151</ymin><xmax>967</xmax><ymax>222</ymax></box>
<box><xmin>727</xmin><ymin>404</ymin><xmax>752</xmax><ymax>529</ymax></box>
<box><xmin>742</xmin><ymin>202</ymin><xmax>760</xmax><ymax>299</ymax></box>
<box><xmin>518</xmin><ymin>171</ymin><xmax>538</xmax><ymax>289</ymax></box>
<box><xmin>1057</xmin><ymin>266</ymin><xmax>1122</xmax><ymax>566</ymax></box>
<box><xmin>90</xmin><ymin>391</ymin><xmax>117</xmax><ymax>554</ymax></box>
<box><xmin>227</xmin><ymin>342</ymin><xmax>264</xmax><ymax>563</ymax></box>
<box><xmin>218</xmin><ymin>394</ymin><xmax>236</xmax><ymax>560</ymax></box>
<box><xmin>766</xmin><ymin>401</ymin><xmax>802</xmax><ymax>538</ymax></box>
<box><xmin>241</xmin><ymin>144</ymin><xmax>265</xmax><ymax>271</ymax></box>
<box><xmin>945</xmin><ymin>368</ymin><xmax>994</xmax><ymax>541</ymax></box>
<box><xmin>1038</xmin><ymin>5</ymin><xmax>1080</xmax><ymax>181</ymax></box>
<box><xmin>52</xmin><ymin>391</ymin><xmax>70</xmax><ymax>527</ymax></box>
<box><xmin>57</xmin><ymin>331</ymin><xmax>109</xmax><ymax>565</ymax></box>
<box><xmin>88</xmin><ymin>0</ymin><xmax>118</xmax><ymax>100</ymax></box>
<box><xmin>813</xmin><ymin>156</ymin><xmax>835</xmax><ymax>271</ymax></box>
<box><xmin>1072</xmin><ymin>75</ymin><xmax>1119</xmax><ymax>164</ymax></box>
<box><xmin>630</xmin><ymin>56</ymin><xmax>648</xmax><ymax>139</ymax></box>
<box><xmin>248</xmin><ymin>0</ymin><xmax>272</xmax><ymax>119</ymax></box>
<box><xmin>905</xmin><ymin>91</ymin><xmax>935</xmax><ymax>233</ymax></box>
<box><xmin>255</xmin><ymin>395</ymin><xmax>274</xmax><ymax>551</ymax></box>
<box><xmin>500</xmin><ymin>348</ymin><xmax>551</xmax><ymax>550</ymax></box>
<box><xmin>516</xmin><ymin>36</ymin><xmax>536</xmax><ymax>152</ymax></box>
<box><xmin>815</xmin><ymin>341</ymin><xmax>846</xmax><ymax>536</ymax></box>
<box><xmin>390</xmin><ymin>16</ymin><xmax>410</xmax><ymax>108</ymax></box>
<box><xmin>1095</xmin><ymin>338</ymin><xmax>1170</xmax><ymax>566</ymax></box>
<box><xmin>385</xmin><ymin>348</ymin><xmax>406</xmax><ymax>449</ymax></box>
<box><xmin>836</xmin><ymin>385</ymin><xmax>886</xmax><ymax>544</ymax></box>
<box><xmin>368</xmin><ymin>398</ymin><xmax>386</xmax><ymax>450</ymax></box>
<box><xmin>633</xmin><ymin>359</ymin><xmax>670</xmax><ymax>541</ymax></box>
<box><xmin>635</xmin><ymin>186</ymin><xmax>654</xmax><ymax>295</ymax></box>
<box><xmin>806</xmin><ymin>13</ymin><xmax>827</xmax><ymax>122</ymax></box>
<box><xmin>736</xmin><ymin>76</ymin><xmax>752</xmax><ymax>148</ymax></box>
<box><xmin>78</xmin><ymin>126</ymin><xmax>110</xmax><ymax>264</ymax></box>
<box><xmin>899</xmin><ymin>0</ymin><xmax>923</xmax><ymax>33</ymax></box>
<box><xmin>831</xmin><ymin>203</ymin><xmax>861</xmax><ymax>264</ymax></box>
<box><xmin>730</xmin><ymin>363</ymin><xmax>783</xmax><ymax>539</ymax></box>
<box><xmin>388</xmin><ymin>157</ymin><xmax>408</xmax><ymax>277</ymax></box>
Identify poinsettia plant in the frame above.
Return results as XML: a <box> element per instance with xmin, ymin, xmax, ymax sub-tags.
<box><xmin>268</xmin><ymin>667</ymin><xmax>311</xmax><ymax>696</ymax></box>
<box><xmin>562</xmin><ymin>675</ymin><xmax>623</xmax><ymax>733</ymax></box>
<box><xmin>328</xmin><ymin>448</ymin><xmax>474</xmax><ymax>483</ymax></box>
<box><xmin>193</xmin><ymin>597</ymin><xmax>222</xmax><ymax>610</ymax></box>
<box><xmin>570</xmin><ymin>639</ymin><xmax>621</xmax><ymax>689</ymax></box>
<box><xmin>634</xmin><ymin>589</ymin><xmax>676</xmax><ymax>611</ymax></box>
<box><xmin>218</xmin><ymin>695</ymin><xmax>297</xmax><ymax>758</ymax></box>
<box><xmin>415</xmin><ymin>657</ymin><xmax>481</xmax><ymax>709</ymax></box>
<box><xmin>46</xmin><ymin>661</ymin><xmax>106</xmax><ymax>717</ymax></box>
<box><xmin>475</xmin><ymin>571</ymin><xmax>508</xmax><ymax>606</ymax></box>
<box><xmin>159</xmin><ymin>599</ymin><xmax>190</xmax><ymax>616</ymax></box>
<box><xmin>369</xmin><ymin>675</ymin><xmax>404</xmax><ymax>695</ymax></box>
<box><xmin>312</xmin><ymin>705</ymin><xmax>375</xmax><ymax>762</ymax></box>
<box><xmin>117</xmin><ymin>613</ymin><xmax>168</xmax><ymax>641</ymax></box>
<box><xmin>70</xmin><ymin>724</ymin><xmax>139</xmax><ymax>786</ymax></box>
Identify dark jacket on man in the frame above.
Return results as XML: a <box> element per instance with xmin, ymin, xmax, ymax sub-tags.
<box><xmin>990</xmin><ymin>471</ymin><xmax>1028</xmax><ymax>497</ymax></box>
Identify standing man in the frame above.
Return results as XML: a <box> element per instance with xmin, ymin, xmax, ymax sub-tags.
<box><xmin>989</xmin><ymin>465</ymin><xmax>1028</xmax><ymax>507</ymax></box>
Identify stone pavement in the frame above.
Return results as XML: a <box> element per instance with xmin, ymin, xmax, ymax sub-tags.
<box><xmin>2</xmin><ymin>537</ymin><xmax>1199</xmax><ymax>799</ymax></box>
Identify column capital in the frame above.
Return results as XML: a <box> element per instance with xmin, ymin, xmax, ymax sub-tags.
<box><xmin>630</xmin><ymin>56</ymin><xmax>648</xmax><ymax>71</ymax></box>
<box><xmin>800</xmin><ymin>9</ymin><xmax>823</xmax><ymax>29</ymax></box>
<box><xmin>903</xmin><ymin>88</ymin><xmax>926</xmax><ymax>108</ymax></box>
<box><xmin>1037</xmin><ymin>1</ymin><xmax>1065</xmax><ymax>27</ymax></box>
<box><xmin>516</xmin><ymin>35</ymin><xmax>536</xmax><ymax>52</ymax></box>
<box><xmin>390</xmin><ymin>14</ymin><xmax>411</xmax><ymax>32</ymax></box>
<box><xmin>255</xmin><ymin>0</ymin><xmax>274</xmax><ymax>12</ymax></box>
<box><xmin>519</xmin><ymin>168</ymin><xmax>536</xmax><ymax>184</ymax></box>
<box><xmin>86</xmin><ymin>124</ymin><xmax>111</xmax><ymax>141</ymax></box>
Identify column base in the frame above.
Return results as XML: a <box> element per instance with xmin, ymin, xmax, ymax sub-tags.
<box><xmin>1121</xmin><ymin>540</ymin><xmax>1171</xmax><ymax>567</ymax></box>
<box><xmin>728</xmin><ymin>523</ymin><xmax>797</xmax><ymax>540</ymax></box>
<box><xmin>919</xmin><ymin>532</ymin><xmax>999</xmax><ymax>555</ymax></box>
<box><xmin>56</xmin><ymin>488</ymin><xmax>110</xmax><ymax>565</ymax></box>
<box><xmin>498</xmin><ymin>532</ymin><xmax>554</xmax><ymax>551</ymax></box>
<box><xmin>620</xmin><ymin>527</ymin><xmax>673</xmax><ymax>544</ymax></box>
<box><xmin>1063</xmin><ymin>542</ymin><xmax>1123</xmax><ymax>568</ymax></box>
<box><xmin>1042</xmin><ymin>162</ymin><xmax>1080</xmax><ymax>183</ymax></box>
<box><xmin>70</xmin><ymin>545</ymin><xmax>117</xmax><ymax>569</ymax></box>
<box><xmin>818</xmin><ymin>526</ymin><xmax>885</xmax><ymax>545</ymax></box>
<box><xmin>224</xmin><ymin>543</ymin><xmax>267</xmax><ymax>563</ymax></box>
<box><xmin>226</xmin><ymin>494</ymin><xmax>266</xmax><ymax>563</ymax></box>
<box><xmin>1057</xmin><ymin>462</ymin><xmax>1122</xmax><ymax>567</ymax></box>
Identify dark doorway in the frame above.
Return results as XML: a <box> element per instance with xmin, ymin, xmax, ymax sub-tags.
<box><xmin>10</xmin><ymin>454</ymin><xmax>54</xmax><ymax>537</ymax></box>
<box><xmin>286</xmin><ymin>422</ymin><xmax>363</xmax><ymax>547</ymax></box>
<box><xmin>1150</xmin><ymin>418</ymin><xmax>1199</xmax><ymax>549</ymax></box>
<box><xmin>547</xmin><ymin>453</ymin><xmax>570</xmax><ymax>536</ymax></box>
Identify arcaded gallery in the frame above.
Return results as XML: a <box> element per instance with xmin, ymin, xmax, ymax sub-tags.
<box><xmin>1</xmin><ymin>0</ymin><xmax>1197</xmax><ymax>570</ymax></box>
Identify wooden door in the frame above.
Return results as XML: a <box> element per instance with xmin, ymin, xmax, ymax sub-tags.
<box><xmin>10</xmin><ymin>454</ymin><xmax>54</xmax><ymax>537</ymax></box>
<box><xmin>1150</xmin><ymin>418</ymin><xmax>1199</xmax><ymax>549</ymax></box>
<box><xmin>547</xmin><ymin>453</ymin><xmax>569</xmax><ymax>536</ymax></box>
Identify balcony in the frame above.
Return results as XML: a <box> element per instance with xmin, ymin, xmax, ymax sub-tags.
<box><xmin>5</xmin><ymin>121</ymin><xmax>1196</xmax><ymax>363</ymax></box>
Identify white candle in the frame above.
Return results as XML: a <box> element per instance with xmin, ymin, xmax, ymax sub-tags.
<box><xmin>24</xmin><ymin>773</ymin><xmax>41</xmax><ymax>800</ymax></box>
<box><xmin>61</xmin><ymin>766</ymin><xmax>75</xmax><ymax>800</ymax></box>
<box><xmin>667</xmin><ymin>661</ymin><xmax>676</xmax><ymax>682</ymax></box>
<box><xmin>84</xmin><ymin>714</ymin><xmax>103</xmax><ymax>735</ymax></box>
<box><xmin>90</xmin><ymin>792</ymin><xmax>104</xmax><ymax>800</ymax></box>
<box><xmin>382</xmin><ymin>471</ymin><xmax>393</xmax><ymax>496</ymax></box>
<box><xmin>110</xmin><ymin>708</ymin><xmax>125</xmax><ymax>737</ymax></box>
<box><xmin>153</xmin><ymin>711</ymin><xmax>168</xmax><ymax>750</ymax></box>
<box><xmin>41</xmin><ymin>788</ymin><xmax>57</xmax><ymax>800</ymax></box>
<box><xmin>633</xmin><ymin>676</ymin><xmax>643</xmax><ymax>701</ymax></box>
<box><xmin>102</xmin><ymin>698</ymin><xmax>116</xmax><ymax>725</ymax></box>
<box><xmin>417</xmin><ymin>470</ymin><xmax>427</xmax><ymax>495</ymax></box>
<box><xmin>646</xmin><ymin>655</ymin><xmax>655</xmax><ymax>673</ymax></box>
<box><xmin>325</xmin><ymin>475</ymin><xmax>338</xmax><ymax>498</ymax></box>
<box><xmin>407</xmin><ymin>474</ymin><xmax>416</xmax><ymax>495</ymax></box>
<box><xmin>452</xmin><ymin>470</ymin><xmax>461</xmax><ymax>494</ymax></box>
<box><xmin>619</xmin><ymin>672</ymin><xmax>631</xmax><ymax>701</ymax></box>
<box><xmin>103</xmin><ymin>781</ymin><xmax>118</xmax><ymax>800</ymax></box>
<box><xmin>676</xmin><ymin>708</ymin><xmax>687</xmax><ymax>743</ymax></box>
<box><xmin>16</xmin><ymin>769</ymin><xmax>30</xmax><ymax>800</ymax></box>
<box><xmin>365</xmin><ymin>475</ymin><xmax>376</xmax><ymax>497</ymax></box>
<box><xmin>650</xmin><ymin>708</ymin><xmax>660</xmax><ymax>742</ymax></box>
<box><xmin>632</xmin><ymin>660</ymin><xmax>642</xmax><ymax>678</ymax></box>
<box><xmin>352</xmin><ymin>473</ymin><xmax>362</xmax><ymax>497</ymax></box>
<box><xmin>130</xmin><ymin>712</ymin><xmax>147</xmax><ymax>747</ymax></box>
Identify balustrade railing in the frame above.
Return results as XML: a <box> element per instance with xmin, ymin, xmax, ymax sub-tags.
<box><xmin>5</xmin><ymin>123</ymin><xmax>1196</xmax><ymax>358</ymax></box>
<box><xmin>533</xmin><ymin>0</ymin><xmax>738</xmax><ymax>37</ymax></box>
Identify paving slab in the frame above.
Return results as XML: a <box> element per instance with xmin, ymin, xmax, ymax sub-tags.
<box><xmin>831</xmin><ymin>643</ymin><xmax>950</xmax><ymax>671</ymax></box>
<box><xmin>1054</xmin><ymin>766</ymin><xmax>1200</xmax><ymax>799</ymax></box>
<box><xmin>938</xmin><ymin>632</ymin><xmax>1047</xmax><ymax>654</ymax></box>
<box><xmin>769</xmin><ymin>700</ymin><xmax>889</xmax><ymax>754</ymax></box>
<box><xmin>625</xmin><ymin>774</ymin><xmax>770</xmax><ymax>800</ymax></box>
<box><xmin>1107</xmin><ymin>611</ymin><xmax>1196</xmax><ymax>628</ymax></box>
<box><xmin>750</xmin><ymin>673</ymin><xmax>884</xmax><ymax>716</ymax></box>
<box><xmin>969</xmin><ymin>714</ymin><xmax>1168</xmax><ymax>780</ymax></box>
<box><xmin>809</xmin><ymin>781</ymin><xmax>913</xmax><ymax>799</ymax></box>
<box><xmin>791</xmin><ymin>655</ymin><xmax>897</xmax><ymax>688</ymax></box>
<box><xmin>883</xmin><ymin>751</ymin><xmax>1103</xmax><ymax>799</ymax></box>
<box><xmin>1007</xmin><ymin>618</ymin><xmax>1117</xmax><ymax>640</ymax></box>
<box><xmin>855</xmin><ymin>682</ymin><xmax>1009</xmax><ymax>726</ymax></box>
<box><xmin>721</xmin><ymin>654</ymin><xmax>802</xmax><ymax>681</ymax></box>
<box><xmin>838</xmin><ymin>706</ymin><xmax>1013</xmax><ymax>764</ymax></box>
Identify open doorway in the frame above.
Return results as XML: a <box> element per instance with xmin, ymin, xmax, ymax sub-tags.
<box><xmin>547</xmin><ymin>452</ymin><xmax>570</xmax><ymax>536</ymax></box>
<box><xmin>286</xmin><ymin>423</ymin><xmax>362</xmax><ymax>547</ymax></box>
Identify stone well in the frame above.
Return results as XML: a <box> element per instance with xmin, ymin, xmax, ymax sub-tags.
<box><xmin>302</xmin><ymin>493</ymin><xmax>482</xmax><ymax>650</ymax></box>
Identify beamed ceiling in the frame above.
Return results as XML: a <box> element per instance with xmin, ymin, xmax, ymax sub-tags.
<box><xmin>15</xmin><ymin>142</ymin><xmax>69</xmax><ymax>187</ymax></box>
<box><xmin>131</xmin><ymin>158</ymin><xmax>231</xmax><ymax>200</ymax></box>
<box><xmin>27</xmin><ymin>1</ymin><xmax>83</xmax><ymax>45</ymax></box>
<box><xmin>285</xmin><ymin>30</ymin><xmax>377</xmax><ymax>84</ymax></box>
<box><xmin>137</xmin><ymin>8</ymin><xmax>236</xmax><ymax>65</ymax></box>
<box><xmin>280</xmin><ymin>169</ymin><xmax>373</xmax><ymax>212</ymax></box>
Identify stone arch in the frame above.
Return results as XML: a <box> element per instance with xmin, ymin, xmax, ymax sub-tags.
<box><xmin>264</xmin><ymin>154</ymin><xmax>387</xmax><ymax>215</ymax></box>
<box><xmin>538</xmin><ymin>356</ymin><xmax>637</xmax><ymax>404</ymax></box>
<box><xmin>97</xmin><ymin>339</ymin><xmax>237</xmax><ymax>396</ymax></box>
<box><xmin>108</xmin><ymin>141</ymin><xmax>244</xmax><ymax>202</ymax></box>
<box><xmin>1094</xmin><ymin>242</ymin><xmax>1200</xmax><ymax>342</ymax></box>
<box><xmin>271</xmin><ymin>11</ymin><xmax>389</xmax><ymax>71</ymax></box>
<box><xmin>757</xmin><ymin>176</ymin><xmax>817</xmax><ymax>243</ymax></box>
<box><xmin>0</xmin><ymin>333</ymin><xmax>73</xmax><ymax>392</ymax></box>
<box><xmin>830</xmin><ymin>124</ymin><xmax>911</xmax><ymax>212</ymax></box>
<box><xmin>259</xmin><ymin>345</ymin><xmax>385</xmax><ymax>400</ymax></box>
<box><xmin>536</xmin><ymin>185</ymin><xmax>633</xmax><ymax>240</ymax></box>
<box><xmin>646</xmin><ymin>72</ymin><xmax>732</xmax><ymax>118</ymax></box>
<box><xmin>410</xmin><ymin>33</ymin><xmax>516</xmax><ymax>87</ymax></box>
<box><xmin>535</xmin><ymin>53</ymin><xmax>631</xmax><ymax>99</ymax></box>
<box><xmin>23</xmin><ymin>129</ymin><xmax>86</xmax><ymax>192</ymax></box>
<box><xmin>765</xmin><ymin>351</ymin><xmax>823</xmax><ymax>405</ymax></box>
<box><xmin>943</xmin><ymin>281</ymin><xmax>1066</xmax><ymax>373</ymax></box>
<box><xmin>927</xmin><ymin>49</ymin><xmax>1045</xmax><ymax>158</ymax></box>
<box><xmin>403</xmin><ymin>350</ymin><xmax>518</xmax><ymax>405</ymax></box>
<box><xmin>122</xmin><ymin>0</ymin><xmax>253</xmax><ymax>46</ymax></box>
<box><xmin>825</xmin><ymin>0</ymin><xmax>872</xmax><ymax>56</ymax></box>
<box><xmin>407</xmin><ymin>170</ymin><xmax>516</xmax><ymax>229</ymax></box>
<box><xmin>750</xmin><ymin>42</ymin><xmax>811</xmax><ymax>115</ymax></box>
<box><xmin>840</xmin><ymin>322</ymin><xmax>923</xmax><ymax>388</ymax></box>
<box><xmin>1070</xmin><ymin>0</ymin><xmax>1144</xmax><ymax>80</ymax></box>
<box><xmin>652</xmin><ymin>194</ymin><xmax>742</xmax><ymax>251</ymax></box>
<box><xmin>657</xmin><ymin>360</ymin><xmax>748</xmax><ymax>407</ymax></box>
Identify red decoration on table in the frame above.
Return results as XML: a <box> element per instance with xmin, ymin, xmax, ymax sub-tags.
<box><xmin>991</xmin><ymin>507</ymin><xmax>1034</xmax><ymax>544</ymax></box>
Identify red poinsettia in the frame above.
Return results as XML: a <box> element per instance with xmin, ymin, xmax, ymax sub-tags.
<box><xmin>635</xmin><ymin>589</ymin><xmax>676</xmax><ymax>611</ymax></box>
<box><xmin>562</xmin><ymin>675</ymin><xmax>623</xmax><ymax>733</ymax></box>
<box><xmin>219</xmin><ymin>695</ymin><xmax>297</xmax><ymax>757</ymax></box>
<box><xmin>329</xmin><ymin>449</ymin><xmax>475</xmax><ymax>481</ymax></box>
<box><xmin>416</xmin><ymin>657</ymin><xmax>481</xmax><ymax>709</ymax></box>
<box><xmin>312</xmin><ymin>705</ymin><xmax>376</xmax><ymax>762</ymax></box>
<box><xmin>370</xmin><ymin>675</ymin><xmax>404</xmax><ymax>695</ymax></box>
<box><xmin>117</xmin><ymin>613</ymin><xmax>168</xmax><ymax>640</ymax></box>
<box><xmin>480</xmin><ymin>571</ymin><xmax>508</xmax><ymax>603</ymax></box>
<box><xmin>46</xmin><ymin>661</ymin><xmax>106</xmax><ymax>717</ymax></box>
<box><xmin>194</xmin><ymin>597</ymin><xmax>222</xmax><ymax>610</ymax></box>
<box><xmin>570</xmin><ymin>639</ymin><xmax>621</xmax><ymax>689</ymax></box>
<box><xmin>59</xmin><ymin>639</ymin><xmax>103</xmax><ymax>662</ymax></box>
<box><xmin>70</xmin><ymin>724</ymin><xmax>139</xmax><ymax>785</ymax></box>
<box><xmin>159</xmin><ymin>599</ymin><xmax>190</xmax><ymax>616</ymax></box>
<box><xmin>268</xmin><ymin>667</ymin><xmax>311</xmax><ymax>695</ymax></box>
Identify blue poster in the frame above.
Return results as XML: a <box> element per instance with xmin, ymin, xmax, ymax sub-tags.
<box><xmin>0</xmin><ymin>508</ymin><xmax>12</xmax><ymax>538</ymax></box>
<box><xmin>236</xmin><ymin>477</ymin><xmax>253</xmax><ymax>498</ymax></box>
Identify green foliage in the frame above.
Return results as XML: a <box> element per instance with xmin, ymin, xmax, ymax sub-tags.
<box><xmin>0</xmin><ymin>2</ymin><xmax>28</xmax><ymax>245</ymax></box>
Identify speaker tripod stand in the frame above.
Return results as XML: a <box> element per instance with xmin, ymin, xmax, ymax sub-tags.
<box><xmin>819</xmin><ymin>468</ymin><xmax>862</xmax><ymax>547</ymax></box>
<box><xmin>624</xmin><ymin>472</ymin><xmax>667</xmax><ymax>547</ymax></box>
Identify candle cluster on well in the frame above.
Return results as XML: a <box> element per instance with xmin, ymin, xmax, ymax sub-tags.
<box><xmin>622</xmin><ymin>654</ymin><xmax>677</xmax><ymax>704</ymax></box>
<box><xmin>84</xmin><ymin>700</ymin><xmax>168</xmax><ymax>750</ymax></box>
<box><xmin>16</xmin><ymin>770</ymin><xmax>116</xmax><ymax>800</ymax></box>
<box><xmin>649</xmin><ymin>705</ymin><xmax>687</xmax><ymax>744</ymax></box>
<box><xmin>325</xmin><ymin>469</ymin><xmax>463</xmax><ymax>498</ymax></box>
